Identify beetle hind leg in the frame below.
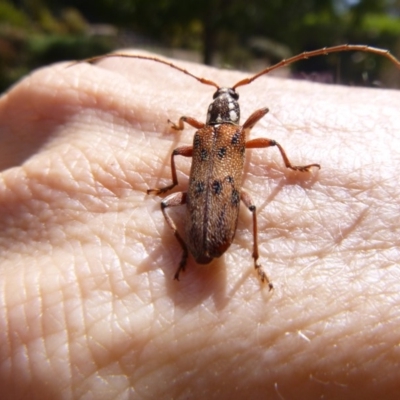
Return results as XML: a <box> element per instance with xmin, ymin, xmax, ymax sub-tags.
<box><xmin>174</xmin><ymin>252</ymin><xmax>188</xmax><ymax>281</ymax></box>
<box><xmin>241</xmin><ymin>191</ymin><xmax>273</xmax><ymax>290</ymax></box>
<box><xmin>160</xmin><ymin>192</ymin><xmax>189</xmax><ymax>280</ymax></box>
<box><xmin>255</xmin><ymin>261</ymin><xmax>272</xmax><ymax>290</ymax></box>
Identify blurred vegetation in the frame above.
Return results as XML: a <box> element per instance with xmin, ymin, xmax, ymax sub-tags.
<box><xmin>0</xmin><ymin>0</ymin><xmax>399</xmax><ymax>92</ymax></box>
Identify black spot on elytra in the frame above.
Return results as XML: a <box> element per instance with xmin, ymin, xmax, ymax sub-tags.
<box><xmin>193</xmin><ymin>134</ymin><xmax>201</xmax><ymax>149</ymax></box>
<box><xmin>226</xmin><ymin>176</ymin><xmax>234</xmax><ymax>184</ymax></box>
<box><xmin>212</xmin><ymin>180</ymin><xmax>222</xmax><ymax>195</ymax></box>
<box><xmin>231</xmin><ymin>131</ymin><xmax>241</xmax><ymax>145</ymax></box>
<box><xmin>195</xmin><ymin>181</ymin><xmax>205</xmax><ymax>195</ymax></box>
<box><xmin>217</xmin><ymin>147</ymin><xmax>227</xmax><ymax>159</ymax></box>
<box><xmin>201</xmin><ymin>149</ymin><xmax>208</xmax><ymax>161</ymax></box>
<box><xmin>231</xmin><ymin>189</ymin><xmax>240</xmax><ymax>206</ymax></box>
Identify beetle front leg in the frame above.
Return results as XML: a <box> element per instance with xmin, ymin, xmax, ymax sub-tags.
<box><xmin>241</xmin><ymin>191</ymin><xmax>273</xmax><ymax>291</ymax></box>
<box><xmin>168</xmin><ymin>116</ymin><xmax>205</xmax><ymax>131</ymax></box>
<box><xmin>160</xmin><ymin>192</ymin><xmax>189</xmax><ymax>280</ymax></box>
<box><xmin>147</xmin><ymin>146</ymin><xmax>193</xmax><ymax>195</ymax></box>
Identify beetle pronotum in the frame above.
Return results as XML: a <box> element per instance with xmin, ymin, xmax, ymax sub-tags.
<box><xmin>76</xmin><ymin>45</ymin><xmax>400</xmax><ymax>289</ymax></box>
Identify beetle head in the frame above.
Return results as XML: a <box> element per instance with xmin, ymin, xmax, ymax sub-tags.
<box><xmin>206</xmin><ymin>87</ymin><xmax>240</xmax><ymax>125</ymax></box>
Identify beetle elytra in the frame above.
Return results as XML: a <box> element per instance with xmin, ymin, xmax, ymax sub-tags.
<box><xmin>76</xmin><ymin>45</ymin><xmax>400</xmax><ymax>289</ymax></box>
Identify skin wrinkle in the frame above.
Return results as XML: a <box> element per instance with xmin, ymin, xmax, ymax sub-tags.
<box><xmin>69</xmin><ymin>255</ymin><xmax>94</xmax><ymax>388</ymax></box>
<box><xmin>58</xmin><ymin>275</ymin><xmax>73</xmax><ymax>396</ymax></box>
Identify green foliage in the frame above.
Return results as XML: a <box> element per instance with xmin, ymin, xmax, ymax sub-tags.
<box><xmin>0</xmin><ymin>1</ymin><xmax>30</xmax><ymax>28</ymax></box>
<box><xmin>0</xmin><ymin>0</ymin><xmax>399</xmax><ymax>92</ymax></box>
<box><xmin>61</xmin><ymin>8</ymin><xmax>88</xmax><ymax>34</ymax></box>
<box><xmin>27</xmin><ymin>34</ymin><xmax>114</xmax><ymax>66</ymax></box>
<box><xmin>0</xmin><ymin>3</ymin><xmax>115</xmax><ymax>92</ymax></box>
<box><xmin>362</xmin><ymin>13</ymin><xmax>400</xmax><ymax>35</ymax></box>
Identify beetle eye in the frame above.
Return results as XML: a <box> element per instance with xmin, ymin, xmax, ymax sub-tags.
<box><xmin>229</xmin><ymin>89</ymin><xmax>239</xmax><ymax>100</ymax></box>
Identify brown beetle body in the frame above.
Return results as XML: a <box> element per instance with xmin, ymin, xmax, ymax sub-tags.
<box><xmin>186</xmin><ymin>123</ymin><xmax>245</xmax><ymax>264</ymax></box>
<box><xmin>149</xmin><ymin>87</ymin><xmax>320</xmax><ymax>289</ymax></box>
<box><xmin>75</xmin><ymin>45</ymin><xmax>400</xmax><ymax>288</ymax></box>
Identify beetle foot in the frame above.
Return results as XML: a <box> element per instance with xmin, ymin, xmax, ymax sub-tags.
<box><xmin>255</xmin><ymin>262</ymin><xmax>273</xmax><ymax>291</ymax></box>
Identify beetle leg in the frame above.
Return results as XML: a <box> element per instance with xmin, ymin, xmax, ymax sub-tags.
<box><xmin>168</xmin><ymin>116</ymin><xmax>205</xmax><ymax>131</ymax></box>
<box><xmin>147</xmin><ymin>146</ymin><xmax>193</xmax><ymax>195</ymax></box>
<box><xmin>242</xmin><ymin>107</ymin><xmax>320</xmax><ymax>171</ymax></box>
<box><xmin>240</xmin><ymin>191</ymin><xmax>273</xmax><ymax>290</ymax></box>
<box><xmin>246</xmin><ymin>137</ymin><xmax>320</xmax><ymax>171</ymax></box>
<box><xmin>242</xmin><ymin>107</ymin><xmax>270</xmax><ymax>130</ymax></box>
<box><xmin>160</xmin><ymin>191</ymin><xmax>188</xmax><ymax>280</ymax></box>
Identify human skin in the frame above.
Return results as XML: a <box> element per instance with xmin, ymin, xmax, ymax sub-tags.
<box><xmin>0</xmin><ymin>50</ymin><xmax>400</xmax><ymax>400</ymax></box>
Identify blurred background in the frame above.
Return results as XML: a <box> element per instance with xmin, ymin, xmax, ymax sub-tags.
<box><xmin>1</xmin><ymin>0</ymin><xmax>399</xmax><ymax>93</ymax></box>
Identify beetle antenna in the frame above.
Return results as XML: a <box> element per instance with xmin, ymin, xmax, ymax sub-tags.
<box><xmin>233</xmin><ymin>44</ymin><xmax>400</xmax><ymax>89</ymax></box>
<box><xmin>70</xmin><ymin>53</ymin><xmax>220</xmax><ymax>90</ymax></box>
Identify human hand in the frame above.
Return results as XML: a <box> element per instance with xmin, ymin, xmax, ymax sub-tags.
<box><xmin>0</xmin><ymin>50</ymin><xmax>399</xmax><ymax>399</ymax></box>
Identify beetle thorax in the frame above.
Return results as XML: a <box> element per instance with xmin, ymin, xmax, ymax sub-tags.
<box><xmin>206</xmin><ymin>87</ymin><xmax>240</xmax><ymax>125</ymax></box>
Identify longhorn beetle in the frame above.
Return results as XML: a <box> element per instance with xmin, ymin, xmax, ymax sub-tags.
<box><xmin>76</xmin><ymin>45</ymin><xmax>400</xmax><ymax>289</ymax></box>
